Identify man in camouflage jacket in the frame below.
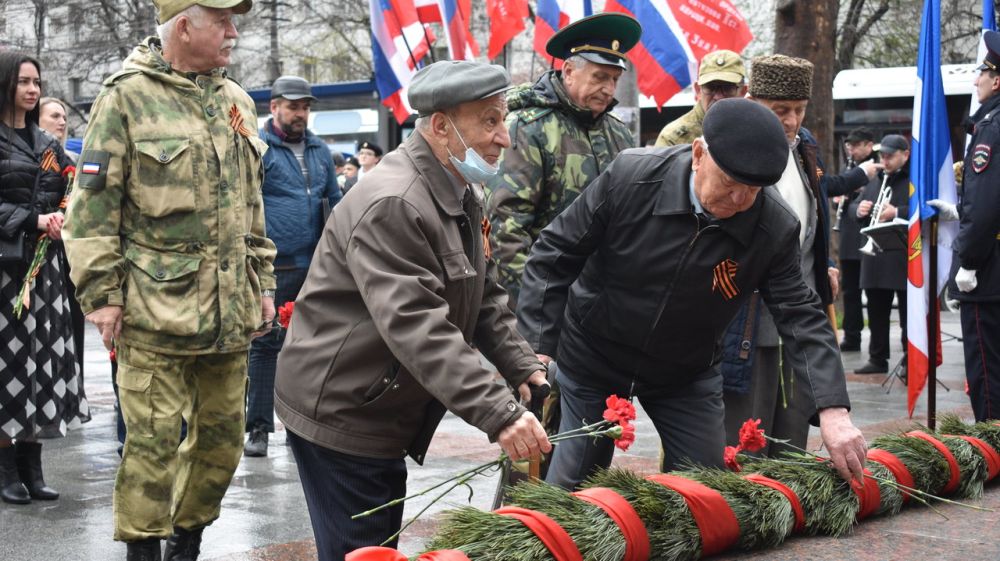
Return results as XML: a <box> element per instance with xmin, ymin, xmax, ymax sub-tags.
<box><xmin>486</xmin><ymin>14</ymin><xmax>639</xmax><ymax>307</ymax></box>
<box><xmin>63</xmin><ymin>1</ymin><xmax>276</xmax><ymax>558</ymax></box>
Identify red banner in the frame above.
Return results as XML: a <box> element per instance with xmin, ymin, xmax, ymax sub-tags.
<box><xmin>666</xmin><ymin>0</ymin><xmax>753</xmax><ymax>61</ymax></box>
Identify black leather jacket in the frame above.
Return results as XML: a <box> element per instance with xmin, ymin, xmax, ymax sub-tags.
<box><xmin>0</xmin><ymin>123</ymin><xmax>70</xmax><ymax>242</ymax></box>
<box><xmin>517</xmin><ymin>145</ymin><xmax>850</xmax><ymax>413</ymax></box>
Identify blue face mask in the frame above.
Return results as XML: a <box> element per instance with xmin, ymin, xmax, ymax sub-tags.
<box><xmin>446</xmin><ymin>116</ymin><xmax>499</xmax><ymax>184</ymax></box>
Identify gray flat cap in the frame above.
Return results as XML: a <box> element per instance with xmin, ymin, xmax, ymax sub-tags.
<box><xmin>271</xmin><ymin>75</ymin><xmax>316</xmax><ymax>100</ymax></box>
<box><xmin>409</xmin><ymin>61</ymin><xmax>511</xmax><ymax>115</ymax></box>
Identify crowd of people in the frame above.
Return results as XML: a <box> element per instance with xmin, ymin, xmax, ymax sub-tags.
<box><xmin>1</xmin><ymin>1</ymin><xmax>999</xmax><ymax>561</ymax></box>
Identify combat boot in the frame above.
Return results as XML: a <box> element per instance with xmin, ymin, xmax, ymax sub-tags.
<box><xmin>0</xmin><ymin>445</ymin><xmax>30</xmax><ymax>505</ymax></box>
<box><xmin>162</xmin><ymin>526</ymin><xmax>203</xmax><ymax>561</ymax></box>
<box><xmin>15</xmin><ymin>440</ymin><xmax>59</xmax><ymax>500</ymax></box>
<box><xmin>126</xmin><ymin>538</ymin><xmax>162</xmax><ymax>561</ymax></box>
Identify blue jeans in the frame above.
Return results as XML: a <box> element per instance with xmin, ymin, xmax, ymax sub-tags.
<box><xmin>288</xmin><ymin>432</ymin><xmax>407</xmax><ymax>561</ymax></box>
<box><xmin>246</xmin><ymin>267</ymin><xmax>308</xmax><ymax>432</ymax></box>
<box><xmin>545</xmin><ymin>366</ymin><xmax>726</xmax><ymax>490</ymax></box>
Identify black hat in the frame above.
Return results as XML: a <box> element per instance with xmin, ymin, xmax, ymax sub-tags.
<box><xmin>271</xmin><ymin>75</ymin><xmax>316</xmax><ymax>101</ymax></box>
<box><xmin>331</xmin><ymin>152</ymin><xmax>346</xmax><ymax>167</ymax></box>
<box><xmin>346</xmin><ymin>156</ymin><xmax>360</xmax><ymax>168</ymax></box>
<box><xmin>845</xmin><ymin>127</ymin><xmax>874</xmax><ymax>144</ymax></box>
<box><xmin>408</xmin><ymin>60</ymin><xmax>511</xmax><ymax>115</ymax></box>
<box><xmin>546</xmin><ymin>13</ymin><xmax>642</xmax><ymax>70</ymax></box>
<box><xmin>979</xmin><ymin>30</ymin><xmax>1000</xmax><ymax>72</ymax></box>
<box><xmin>702</xmin><ymin>98</ymin><xmax>788</xmax><ymax>187</ymax></box>
<box><xmin>358</xmin><ymin>141</ymin><xmax>383</xmax><ymax>157</ymax></box>
<box><xmin>879</xmin><ymin>134</ymin><xmax>910</xmax><ymax>154</ymax></box>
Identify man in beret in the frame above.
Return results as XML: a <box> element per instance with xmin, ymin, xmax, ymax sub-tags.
<box><xmin>273</xmin><ymin>60</ymin><xmax>551</xmax><ymax>561</ymax></box>
<box><xmin>654</xmin><ymin>49</ymin><xmax>747</xmax><ymax>147</ymax></box>
<box><xmin>63</xmin><ymin>0</ymin><xmax>275</xmax><ymax>558</ymax></box>
<box><xmin>243</xmin><ymin>76</ymin><xmax>342</xmax><ymax>458</ymax></box>
<box><xmin>720</xmin><ymin>55</ymin><xmax>876</xmax><ymax>455</ymax></box>
<box><xmin>518</xmin><ymin>98</ymin><xmax>867</xmax><ymax>489</ymax></box>
<box><xmin>486</xmin><ymin>13</ymin><xmax>640</xmax><ymax>309</ymax></box>
<box><xmin>929</xmin><ymin>29</ymin><xmax>1000</xmax><ymax>421</ymax></box>
<box><xmin>356</xmin><ymin>140</ymin><xmax>382</xmax><ymax>181</ymax></box>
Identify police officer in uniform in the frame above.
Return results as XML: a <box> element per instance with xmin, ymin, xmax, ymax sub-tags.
<box><xmin>654</xmin><ymin>49</ymin><xmax>746</xmax><ymax>147</ymax></box>
<box><xmin>931</xmin><ymin>30</ymin><xmax>1000</xmax><ymax>421</ymax></box>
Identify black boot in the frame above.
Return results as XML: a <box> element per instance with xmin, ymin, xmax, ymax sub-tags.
<box><xmin>126</xmin><ymin>538</ymin><xmax>162</xmax><ymax>561</ymax></box>
<box><xmin>0</xmin><ymin>445</ymin><xmax>30</xmax><ymax>505</ymax></box>
<box><xmin>162</xmin><ymin>526</ymin><xmax>203</xmax><ymax>561</ymax></box>
<box><xmin>15</xmin><ymin>441</ymin><xmax>59</xmax><ymax>500</ymax></box>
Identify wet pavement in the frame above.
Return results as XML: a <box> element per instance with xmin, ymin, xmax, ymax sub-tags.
<box><xmin>2</xmin><ymin>309</ymin><xmax>997</xmax><ymax>561</ymax></box>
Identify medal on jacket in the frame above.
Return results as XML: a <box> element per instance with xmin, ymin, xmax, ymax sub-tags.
<box><xmin>40</xmin><ymin>148</ymin><xmax>61</xmax><ymax>173</ymax></box>
<box><xmin>712</xmin><ymin>258</ymin><xmax>740</xmax><ymax>301</ymax></box>
<box><xmin>229</xmin><ymin>104</ymin><xmax>252</xmax><ymax>138</ymax></box>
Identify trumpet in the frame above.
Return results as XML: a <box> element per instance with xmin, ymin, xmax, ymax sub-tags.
<box><xmin>859</xmin><ymin>173</ymin><xmax>891</xmax><ymax>256</ymax></box>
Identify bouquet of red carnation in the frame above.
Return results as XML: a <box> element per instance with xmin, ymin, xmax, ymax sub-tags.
<box><xmin>277</xmin><ymin>301</ymin><xmax>294</xmax><ymax>328</ymax></box>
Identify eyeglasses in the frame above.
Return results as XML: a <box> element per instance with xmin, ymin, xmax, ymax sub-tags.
<box><xmin>701</xmin><ymin>83</ymin><xmax>740</xmax><ymax>98</ymax></box>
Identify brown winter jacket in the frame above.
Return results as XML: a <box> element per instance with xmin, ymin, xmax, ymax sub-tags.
<box><xmin>274</xmin><ymin>131</ymin><xmax>543</xmax><ymax>464</ymax></box>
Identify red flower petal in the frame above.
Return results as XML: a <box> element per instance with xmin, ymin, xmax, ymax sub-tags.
<box><xmin>738</xmin><ymin>418</ymin><xmax>767</xmax><ymax>453</ymax></box>
<box><xmin>724</xmin><ymin>445</ymin><xmax>742</xmax><ymax>472</ymax></box>
<box><xmin>614</xmin><ymin>422</ymin><xmax>636</xmax><ymax>451</ymax></box>
<box><xmin>277</xmin><ymin>301</ymin><xmax>295</xmax><ymax>328</ymax></box>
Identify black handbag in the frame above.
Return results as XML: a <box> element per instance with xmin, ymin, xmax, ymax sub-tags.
<box><xmin>0</xmin><ymin>230</ymin><xmax>27</xmax><ymax>262</ymax></box>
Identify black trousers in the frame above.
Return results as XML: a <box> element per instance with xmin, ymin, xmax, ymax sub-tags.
<box><xmin>287</xmin><ymin>432</ymin><xmax>407</xmax><ymax>561</ymax></box>
<box><xmin>841</xmin><ymin>259</ymin><xmax>864</xmax><ymax>345</ymax></box>
<box><xmin>865</xmin><ymin>288</ymin><xmax>907</xmax><ymax>366</ymax></box>
<box><xmin>961</xmin><ymin>301</ymin><xmax>1000</xmax><ymax>422</ymax></box>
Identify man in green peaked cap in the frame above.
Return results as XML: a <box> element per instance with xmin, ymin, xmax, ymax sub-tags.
<box><xmin>486</xmin><ymin>12</ymin><xmax>641</xmax><ymax>309</ymax></box>
<box><xmin>655</xmin><ymin>49</ymin><xmax>747</xmax><ymax>147</ymax></box>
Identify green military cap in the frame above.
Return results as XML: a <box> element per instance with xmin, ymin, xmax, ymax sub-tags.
<box><xmin>545</xmin><ymin>13</ymin><xmax>642</xmax><ymax>70</ymax></box>
<box><xmin>698</xmin><ymin>49</ymin><xmax>745</xmax><ymax>85</ymax></box>
<box><xmin>155</xmin><ymin>0</ymin><xmax>252</xmax><ymax>24</ymax></box>
<box><xmin>408</xmin><ymin>60</ymin><xmax>511</xmax><ymax>115</ymax></box>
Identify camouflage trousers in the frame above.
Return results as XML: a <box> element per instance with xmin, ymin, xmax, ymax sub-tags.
<box><xmin>113</xmin><ymin>343</ymin><xmax>247</xmax><ymax>542</ymax></box>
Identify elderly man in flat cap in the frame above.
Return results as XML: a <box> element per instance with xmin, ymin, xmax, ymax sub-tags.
<box><xmin>63</xmin><ymin>0</ymin><xmax>275</xmax><ymax>559</ymax></box>
<box><xmin>273</xmin><ymin>60</ymin><xmax>551</xmax><ymax>561</ymax></box>
<box><xmin>719</xmin><ymin>55</ymin><xmax>875</xmax><ymax>457</ymax></box>
<box><xmin>655</xmin><ymin>49</ymin><xmax>747</xmax><ymax>147</ymax></box>
<box><xmin>518</xmin><ymin>98</ymin><xmax>867</xmax><ymax>490</ymax></box>
<box><xmin>486</xmin><ymin>12</ymin><xmax>641</xmax><ymax>309</ymax></box>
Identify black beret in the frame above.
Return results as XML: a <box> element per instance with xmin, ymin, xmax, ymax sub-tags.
<box><xmin>409</xmin><ymin>60</ymin><xmax>511</xmax><ymax>115</ymax></box>
<box><xmin>358</xmin><ymin>141</ymin><xmax>383</xmax><ymax>156</ymax></box>
<box><xmin>346</xmin><ymin>156</ymin><xmax>360</xmax><ymax>167</ymax></box>
<box><xmin>702</xmin><ymin>98</ymin><xmax>788</xmax><ymax>187</ymax></box>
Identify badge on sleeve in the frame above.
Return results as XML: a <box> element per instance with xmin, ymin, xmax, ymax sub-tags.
<box><xmin>973</xmin><ymin>144</ymin><xmax>992</xmax><ymax>174</ymax></box>
<box><xmin>77</xmin><ymin>150</ymin><xmax>111</xmax><ymax>190</ymax></box>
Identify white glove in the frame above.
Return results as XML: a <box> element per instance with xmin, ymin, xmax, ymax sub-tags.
<box><xmin>928</xmin><ymin>199</ymin><xmax>959</xmax><ymax>221</ymax></box>
<box><xmin>956</xmin><ymin>267</ymin><xmax>978</xmax><ymax>292</ymax></box>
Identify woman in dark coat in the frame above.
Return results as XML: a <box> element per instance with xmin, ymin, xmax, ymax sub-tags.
<box><xmin>0</xmin><ymin>52</ymin><xmax>87</xmax><ymax>505</ymax></box>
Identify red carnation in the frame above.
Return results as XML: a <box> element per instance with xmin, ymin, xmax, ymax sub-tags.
<box><xmin>738</xmin><ymin>418</ymin><xmax>767</xmax><ymax>453</ymax></box>
<box><xmin>602</xmin><ymin>395</ymin><xmax>637</xmax><ymax>425</ymax></box>
<box><xmin>614</xmin><ymin>422</ymin><xmax>636</xmax><ymax>451</ymax></box>
<box><xmin>724</xmin><ymin>445</ymin><xmax>742</xmax><ymax>472</ymax></box>
<box><xmin>277</xmin><ymin>301</ymin><xmax>295</xmax><ymax>328</ymax></box>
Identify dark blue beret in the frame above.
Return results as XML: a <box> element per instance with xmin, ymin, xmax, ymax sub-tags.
<box><xmin>702</xmin><ymin>98</ymin><xmax>788</xmax><ymax>187</ymax></box>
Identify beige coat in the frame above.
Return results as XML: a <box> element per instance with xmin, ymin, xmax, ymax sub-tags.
<box><xmin>274</xmin><ymin>132</ymin><xmax>542</xmax><ymax>463</ymax></box>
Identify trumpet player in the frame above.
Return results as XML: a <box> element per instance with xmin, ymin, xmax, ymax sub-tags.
<box><xmin>852</xmin><ymin>134</ymin><xmax>911</xmax><ymax>374</ymax></box>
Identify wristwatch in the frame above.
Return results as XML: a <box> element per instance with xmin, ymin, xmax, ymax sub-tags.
<box><xmin>261</xmin><ymin>289</ymin><xmax>276</xmax><ymax>298</ymax></box>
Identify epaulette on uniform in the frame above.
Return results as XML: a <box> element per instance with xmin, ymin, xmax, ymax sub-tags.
<box><xmin>517</xmin><ymin>106</ymin><xmax>554</xmax><ymax>125</ymax></box>
<box><xmin>102</xmin><ymin>68</ymin><xmax>142</xmax><ymax>87</ymax></box>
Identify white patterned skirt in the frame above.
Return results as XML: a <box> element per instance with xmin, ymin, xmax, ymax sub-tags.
<box><xmin>0</xmin><ymin>247</ymin><xmax>89</xmax><ymax>439</ymax></box>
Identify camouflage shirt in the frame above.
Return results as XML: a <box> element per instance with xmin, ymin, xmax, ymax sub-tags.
<box><xmin>486</xmin><ymin>70</ymin><xmax>633</xmax><ymax>301</ymax></box>
<box><xmin>654</xmin><ymin>103</ymin><xmax>705</xmax><ymax>147</ymax></box>
<box><xmin>64</xmin><ymin>38</ymin><xmax>277</xmax><ymax>355</ymax></box>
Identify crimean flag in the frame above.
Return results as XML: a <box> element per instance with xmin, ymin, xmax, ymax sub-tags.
<box><xmin>906</xmin><ymin>0</ymin><xmax>960</xmax><ymax>416</ymax></box>
<box><xmin>369</xmin><ymin>0</ymin><xmax>435</xmax><ymax>124</ymax></box>
<box><xmin>533</xmin><ymin>0</ymin><xmax>592</xmax><ymax>69</ymax></box>
<box><xmin>605</xmin><ymin>0</ymin><xmax>752</xmax><ymax>108</ymax></box>
<box><xmin>487</xmin><ymin>0</ymin><xmax>528</xmax><ymax>60</ymax></box>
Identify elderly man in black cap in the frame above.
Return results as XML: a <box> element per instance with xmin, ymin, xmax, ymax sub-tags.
<box><xmin>720</xmin><ymin>55</ymin><xmax>878</xmax><ymax>457</ymax></box>
<box><xmin>929</xmin><ymin>29</ymin><xmax>1000</xmax><ymax>421</ymax></box>
<box><xmin>243</xmin><ymin>76</ymin><xmax>342</xmax><ymax>458</ymax></box>
<box><xmin>486</xmin><ymin>13</ymin><xmax>641</xmax><ymax>308</ymax></box>
<box><xmin>518</xmin><ymin>98</ymin><xmax>867</xmax><ymax>490</ymax></box>
<box><xmin>272</xmin><ymin>60</ymin><xmax>551</xmax><ymax>561</ymax></box>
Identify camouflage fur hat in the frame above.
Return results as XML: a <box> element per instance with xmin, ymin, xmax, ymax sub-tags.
<box><xmin>749</xmin><ymin>54</ymin><xmax>814</xmax><ymax>100</ymax></box>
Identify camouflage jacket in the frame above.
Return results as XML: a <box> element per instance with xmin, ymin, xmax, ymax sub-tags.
<box><xmin>64</xmin><ymin>37</ymin><xmax>277</xmax><ymax>355</ymax></box>
<box><xmin>485</xmin><ymin>70</ymin><xmax>633</xmax><ymax>302</ymax></box>
<box><xmin>654</xmin><ymin>103</ymin><xmax>705</xmax><ymax>147</ymax></box>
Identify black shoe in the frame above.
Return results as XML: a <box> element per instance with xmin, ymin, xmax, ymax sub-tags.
<box><xmin>127</xmin><ymin>538</ymin><xmax>162</xmax><ymax>561</ymax></box>
<box><xmin>163</xmin><ymin>526</ymin><xmax>202</xmax><ymax>561</ymax></box>
<box><xmin>15</xmin><ymin>441</ymin><xmax>59</xmax><ymax>500</ymax></box>
<box><xmin>855</xmin><ymin>361</ymin><xmax>888</xmax><ymax>375</ymax></box>
<box><xmin>0</xmin><ymin>446</ymin><xmax>30</xmax><ymax>505</ymax></box>
<box><xmin>244</xmin><ymin>428</ymin><xmax>268</xmax><ymax>457</ymax></box>
<box><xmin>839</xmin><ymin>340</ymin><xmax>861</xmax><ymax>352</ymax></box>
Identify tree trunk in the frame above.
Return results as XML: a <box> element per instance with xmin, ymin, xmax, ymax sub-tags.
<box><xmin>774</xmin><ymin>0</ymin><xmax>840</xmax><ymax>169</ymax></box>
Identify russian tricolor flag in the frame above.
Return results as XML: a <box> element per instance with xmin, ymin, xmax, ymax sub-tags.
<box><xmin>414</xmin><ymin>0</ymin><xmax>480</xmax><ymax>60</ymax></box>
<box><xmin>369</xmin><ymin>0</ymin><xmax>435</xmax><ymax>124</ymax></box>
<box><xmin>533</xmin><ymin>0</ymin><xmax>591</xmax><ymax>67</ymax></box>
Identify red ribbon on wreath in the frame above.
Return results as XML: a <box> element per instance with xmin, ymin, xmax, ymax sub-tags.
<box><xmin>850</xmin><ymin>468</ymin><xmax>881</xmax><ymax>521</ymax></box>
<box><xmin>950</xmin><ymin>435</ymin><xmax>1000</xmax><ymax>481</ymax></box>
<box><xmin>645</xmin><ymin>474</ymin><xmax>739</xmax><ymax>556</ymax></box>
<box><xmin>572</xmin><ymin>487</ymin><xmax>650</xmax><ymax>561</ymax></box>
<box><xmin>742</xmin><ymin>473</ymin><xmax>805</xmax><ymax>533</ymax></box>
<box><xmin>495</xmin><ymin>506</ymin><xmax>583</xmax><ymax>561</ymax></box>
<box><xmin>867</xmin><ymin>448</ymin><xmax>915</xmax><ymax>504</ymax></box>
<box><xmin>906</xmin><ymin>431</ymin><xmax>961</xmax><ymax>494</ymax></box>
